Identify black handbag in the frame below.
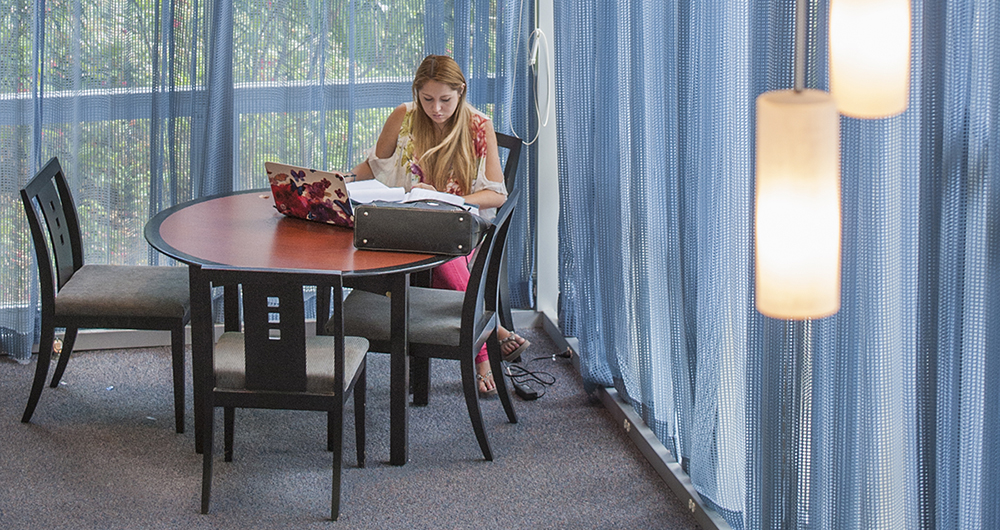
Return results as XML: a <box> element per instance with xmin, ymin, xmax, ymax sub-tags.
<box><xmin>353</xmin><ymin>199</ymin><xmax>490</xmax><ymax>256</ymax></box>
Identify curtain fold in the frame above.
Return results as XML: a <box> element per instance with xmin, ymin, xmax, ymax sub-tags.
<box><xmin>1</xmin><ymin>1</ymin><xmax>534</xmax><ymax>363</ymax></box>
<box><xmin>555</xmin><ymin>0</ymin><xmax>999</xmax><ymax>528</ymax></box>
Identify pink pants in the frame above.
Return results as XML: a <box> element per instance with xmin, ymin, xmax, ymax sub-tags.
<box><xmin>432</xmin><ymin>256</ymin><xmax>490</xmax><ymax>364</ymax></box>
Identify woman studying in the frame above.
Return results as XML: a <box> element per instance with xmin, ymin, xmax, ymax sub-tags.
<box><xmin>342</xmin><ymin>54</ymin><xmax>530</xmax><ymax>395</ymax></box>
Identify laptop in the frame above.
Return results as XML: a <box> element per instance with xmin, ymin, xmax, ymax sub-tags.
<box><xmin>265</xmin><ymin>161</ymin><xmax>354</xmax><ymax>228</ymax></box>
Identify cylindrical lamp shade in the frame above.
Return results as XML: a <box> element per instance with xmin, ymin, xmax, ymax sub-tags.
<box><xmin>829</xmin><ymin>0</ymin><xmax>911</xmax><ymax>118</ymax></box>
<box><xmin>755</xmin><ymin>89</ymin><xmax>841</xmax><ymax>320</ymax></box>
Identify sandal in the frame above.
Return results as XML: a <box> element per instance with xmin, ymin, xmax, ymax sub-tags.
<box><xmin>499</xmin><ymin>333</ymin><xmax>530</xmax><ymax>362</ymax></box>
<box><xmin>476</xmin><ymin>369</ymin><xmax>498</xmax><ymax>396</ymax></box>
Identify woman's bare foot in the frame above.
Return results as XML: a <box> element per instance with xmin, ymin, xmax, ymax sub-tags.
<box><xmin>497</xmin><ymin>327</ymin><xmax>530</xmax><ymax>361</ymax></box>
<box><xmin>476</xmin><ymin>359</ymin><xmax>497</xmax><ymax>395</ymax></box>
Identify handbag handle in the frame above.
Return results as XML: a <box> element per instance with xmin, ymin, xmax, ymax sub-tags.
<box><xmin>401</xmin><ymin>198</ymin><xmax>474</xmax><ymax>212</ymax></box>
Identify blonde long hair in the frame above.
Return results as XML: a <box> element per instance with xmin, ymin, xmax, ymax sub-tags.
<box><xmin>410</xmin><ymin>55</ymin><xmax>478</xmax><ymax>194</ymax></box>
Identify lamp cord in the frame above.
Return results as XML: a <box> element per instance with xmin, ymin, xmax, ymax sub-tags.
<box><xmin>503</xmin><ymin>356</ymin><xmax>556</xmax><ymax>398</ymax></box>
<box><xmin>505</xmin><ymin>0</ymin><xmax>553</xmax><ymax>146</ymax></box>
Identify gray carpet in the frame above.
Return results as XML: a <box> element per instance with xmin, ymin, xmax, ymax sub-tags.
<box><xmin>0</xmin><ymin>327</ymin><xmax>700</xmax><ymax>529</ymax></box>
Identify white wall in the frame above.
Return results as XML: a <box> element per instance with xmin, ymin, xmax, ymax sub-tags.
<box><xmin>535</xmin><ymin>0</ymin><xmax>560</xmax><ymax>325</ymax></box>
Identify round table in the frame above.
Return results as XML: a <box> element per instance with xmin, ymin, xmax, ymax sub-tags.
<box><xmin>146</xmin><ymin>189</ymin><xmax>449</xmax><ymax>464</ymax></box>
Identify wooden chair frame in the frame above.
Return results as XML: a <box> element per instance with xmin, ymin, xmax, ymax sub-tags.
<box><xmin>198</xmin><ymin>268</ymin><xmax>366</xmax><ymax>520</ymax></box>
<box><xmin>20</xmin><ymin>157</ymin><xmax>190</xmax><ymax>433</ymax></box>
<box><xmin>340</xmin><ymin>190</ymin><xmax>521</xmax><ymax>461</ymax></box>
<box><xmin>494</xmin><ymin>132</ymin><xmax>523</xmax><ymax>333</ymax></box>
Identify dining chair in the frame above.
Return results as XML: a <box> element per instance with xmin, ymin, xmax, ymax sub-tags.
<box><xmin>391</xmin><ymin>133</ymin><xmax>523</xmax><ymax>403</ymax></box>
<box><xmin>333</xmin><ymin>190</ymin><xmax>520</xmax><ymax>461</ymax></box>
<box><xmin>20</xmin><ymin>157</ymin><xmax>191</xmax><ymax>433</ymax></box>
<box><xmin>494</xmin><ymin>132</ymin><xmax>522</xmax><ymax>333</ymax></box>
<box><xmin>198</xmin><ymin>268</ymin><xmax>368</xmax><ymax>520</ymax></box>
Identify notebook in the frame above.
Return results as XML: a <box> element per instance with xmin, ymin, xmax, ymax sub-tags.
<box><xmin>265</xmin><ymin>161</ymin><xmax>354</xmax><ymax>228</ymax></box>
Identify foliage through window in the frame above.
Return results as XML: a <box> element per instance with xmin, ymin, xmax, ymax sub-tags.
<box><xmin>0</xmin><ymin>0</ymin><xmax>528</xmax><ymax>362</ymax></box>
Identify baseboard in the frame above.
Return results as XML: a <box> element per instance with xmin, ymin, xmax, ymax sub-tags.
<box><xmin>510</xmin><ymin>308</ymin><xmax>542</xmax><ymax>331</ymax></box>
<box><xmin>537</xmin><ymin>313</ymin><xmax>731</xmax><ymax>530</ymax></box>
<box><xmin>36</xmin><ymin>326</ymin><xmax>217</xmax><ymax>353</ymax></box>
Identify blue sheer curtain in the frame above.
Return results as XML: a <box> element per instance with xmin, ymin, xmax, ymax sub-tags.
<box><xmin>554</xmin><ymin>0</ymin><xmax>998</xmax><ymax>528</ymax></box>
<box><xmin>0</xmin><ymin>1</ymin><xmax>534</xmax><ymax>361</ymax></box>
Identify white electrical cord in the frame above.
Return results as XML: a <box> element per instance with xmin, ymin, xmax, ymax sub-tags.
<box><xmin>505</xmin><ymin>0</ymin><xmax>553</xmax><ymax>146</ymax></box>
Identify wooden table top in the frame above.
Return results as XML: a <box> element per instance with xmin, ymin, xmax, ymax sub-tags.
<box><xmin>145</xmin><ymin>189</ymin><xmax>446</xmax><ymax>275</ymax></box>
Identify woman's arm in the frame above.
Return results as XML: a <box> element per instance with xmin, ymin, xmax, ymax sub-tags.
<box><xmin>460</xmin><ymin>189</ymin><xmax>506</xmax><ymax>210</ymax></box>
<box><xmin>339</xmin><ymin>104</ymin><xmax>408</xmax><ymax>181</ymax></box>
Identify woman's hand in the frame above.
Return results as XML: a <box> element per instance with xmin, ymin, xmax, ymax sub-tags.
<box><xmin>338</xmin><ymin>160</ymin><xmax>374</xmax><ymax>182</ymax></box>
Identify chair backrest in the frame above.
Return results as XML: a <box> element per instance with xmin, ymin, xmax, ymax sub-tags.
<box><xmin>493</xmin><ymin>133</ymin><xmax>522</xmax><ymax>330</ymax></box>
<box><xmin>20</xmin><ymin>157</ymin><xmax>85</xmax><ymax>306</ymax></box>
<box><xmin>461</xmin><ymin>189</ymin><xmax>520</xmax><ymax>331</ymax></box>
<box><xmin>205</xmin><ymin>267</ymin><xmax>347</xmax><ymax>394</ymax></box>
<box><xmin>495</xmin><ymin>132</ymin><xmax>522</xmax><ymax>194</ymax></box>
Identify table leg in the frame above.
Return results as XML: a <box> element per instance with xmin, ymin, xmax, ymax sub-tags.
<box><xmin>188</xmin><ymin>265</ymin><xmax>213</xmax><ymax>454</ymax></box>
<box><xmin>389</xmin><ymin>272</ymin><xmax>410</xmax><ymax>466</ymax></box>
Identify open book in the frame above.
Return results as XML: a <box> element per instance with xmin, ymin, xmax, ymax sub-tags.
<box><xmin>346</xmin><ymin>179</ymin><xmax>473</xmax><ymax>211</ymax></box>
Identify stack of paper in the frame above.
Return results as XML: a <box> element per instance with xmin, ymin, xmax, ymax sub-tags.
<box><xmin>345</xmin><ymin>179</ymin><xmax>406</xmax><ymax>203</ymax></box>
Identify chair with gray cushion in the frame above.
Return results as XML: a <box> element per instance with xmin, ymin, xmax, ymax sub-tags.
<box><xmin>404</xmin><ymin>133</ymin><xmax>524</xmax><ymax>401</ymax></box>
<box><xmin>333</xmin><ymin>190</ymin><xmax>520</xmax><ymax>461</ymax></box>
<box><xmin>198</xmin><ymin>268</ymin><xmax>367</xmax><ymax>520</ymax></box>
<box><xmin>20</xmin><ymin>157</ymin><xmax>190</xmax><ymax>433</ymax></box>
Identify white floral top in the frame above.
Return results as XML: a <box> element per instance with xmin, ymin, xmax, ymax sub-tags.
<box><xmin>367</xmin><ymin>101</ymin><xmax>508</xmax><ymax>203</ymax></box>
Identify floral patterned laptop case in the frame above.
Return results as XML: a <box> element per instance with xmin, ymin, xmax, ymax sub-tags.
<box><xmin>265</xmin><ymin>162</ymin><xmax>354</xmax><ymax>228</ymax></box>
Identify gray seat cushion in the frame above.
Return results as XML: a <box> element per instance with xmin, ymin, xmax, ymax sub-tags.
<box><xmin>338</xmin><ymin>287</ymin><xmax>464</xmax><ymax>347</ymax></box>
<box><xmin>54</xmin><ymin>264</ymin><xmax>190</xmax><ymax>319</ymax></box>
<box><xmin>214</xmin><ymin>334</ymin><xmax>369</xmax><ymax>394</ymax></box>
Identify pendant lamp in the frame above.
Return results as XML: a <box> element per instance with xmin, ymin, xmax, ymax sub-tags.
<box><xmin>829</xmin><ymin>0</ymin><xmax>911</xmax><ymax>118</ymax></box>
<box><xmin>754</xmin><ymin>0</ymin><xmax>842</xmax><ymax>320</ymax></box>
<box><xmin>755</xmin><ymin>90</ymin><xmax>842</xmax><ymax>319</ymax></box>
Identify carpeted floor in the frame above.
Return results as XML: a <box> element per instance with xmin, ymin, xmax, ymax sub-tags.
<box><xmin>0</xmin><ymin>327</ymin><xmax>700</xmax><ymax>529</ymax></box>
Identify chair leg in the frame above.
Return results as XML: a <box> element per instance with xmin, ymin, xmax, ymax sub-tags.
<box><xmin>411</xmin><ymin>357</ymin><xmax>430</xmax><ymax>406</ymax></box>
<box><xmin>22</xmin><ymin>324</ymin><xmax>57</xmax><ymax>423</ymax></box>
<box><xmin>488</xmin><ymin>333</ymin><xmax>518</xmax><ymax>424</ymax></box>
<box><xmin>171</xmin><ymin>325</ymin><xmax>186</xmax><ymax>434</ymax></box>
<box><xmin>223</xmin><ymin>407</ymin><xmax>235</xmax><ymax>462</ymax></box>
<box><xmin>48</xmin><ymin>327</ymin><xmax>78</xmax><ymax>388</ymax></box>
<box><xmin>354</xmin><ymin>364</ymin><xmax>366</xmax><ymax>468</ymax></box>
<box><xmin>498</xmin><ymin>258</ymin><xmax>514</xmax><ymax>331</ymax></box>
<box><xmin>200</xmin><ymin>403</ymin><xmax>215</xmax><ymax>514</ymax></box>
<box><xmin>327</xmin><ymin>411</ymin><xmax>334</xmax><ymax>452</ymax></box>
<box><xmin>330</xmin><ymin>402</ymin><xmax>344</xmax><ymax>520</ymax></box>
<box><xmin>460</xmin><ymin>357</ymin><xmax>493</xmax><ymax>461</ymax></box>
